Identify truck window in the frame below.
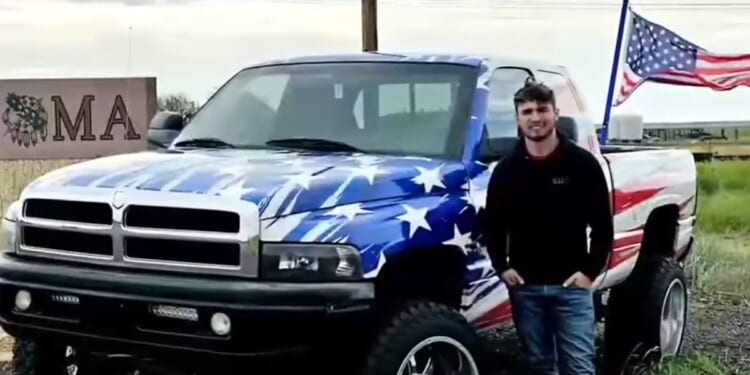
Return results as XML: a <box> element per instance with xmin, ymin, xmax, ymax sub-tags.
<box><xmin>176</xmin><ymin>62</ymin><xmax>476</xmax><ymax>159</ymax></box>
<box><xmin>354</xmin><ymin>82</ymin><xmax>454</xmax><ymax>129</ymax></box>
<box><xmin>533</xmin><ymin>70</ymin><xmax>582</xmax><ymax>116</ymax></box>
<box><xmin>486</xmin><ymin>67</ymin><xmax>533</xmax><ymax>139</ymax></box>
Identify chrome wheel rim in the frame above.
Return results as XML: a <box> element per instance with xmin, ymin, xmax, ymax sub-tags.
<box><xmin>659</xmin><ymin>278</ymin><xmax>686</xmax><ymax>356</ymax></box>
<box><xmin>396</xmin><ymin>336</ymin><xmax>479</xmax><ymax>375</ymax></box>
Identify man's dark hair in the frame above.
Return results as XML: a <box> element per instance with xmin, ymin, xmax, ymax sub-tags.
<box><xmin>513</xmin><ymin>79</ymin><xmax>556</xmax><ymax>112</ymax></box>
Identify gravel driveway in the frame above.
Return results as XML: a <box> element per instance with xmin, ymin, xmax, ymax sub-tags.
<box><xmin>681</xmin><ymin>294</ymin><xmax>750</xmax><ymax>373</ymax></box>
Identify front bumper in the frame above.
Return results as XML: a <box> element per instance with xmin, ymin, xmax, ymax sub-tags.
<box><xmin>0</xmin><ymin>253</ymin><xmax>374</xmax><ymax>360</ymax></box>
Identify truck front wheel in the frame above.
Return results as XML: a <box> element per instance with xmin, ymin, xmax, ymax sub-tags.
<box><xmin>360</xmin><ymin>301</ymin><xmax>487</xmax><ymax>375</ymax></box>
<box><xmin>9</xmin><ymin>339</ymin><xmax>107</xmax><ymax>375</ymax></box>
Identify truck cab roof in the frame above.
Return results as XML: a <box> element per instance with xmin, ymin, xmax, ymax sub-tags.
<box><xmin>248</xmin><ymin>51</ymin><xmax>567</xmax><ymax>74</ymax></box>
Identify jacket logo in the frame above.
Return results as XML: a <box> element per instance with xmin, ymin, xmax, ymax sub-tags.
<box><xmin>552</xmin><ymin>176</ymin><xmax>570</xmax><ymax>185</ymax></box>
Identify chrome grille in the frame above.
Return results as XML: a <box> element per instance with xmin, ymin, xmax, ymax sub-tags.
<box><xmin>16</xmin><ymin>189</ymin><xmax>260</xmax><ymax>278</ymax></box>
<box><xmin>124</xmin><ymin>205</ymin><xmax>240</xmax><ymax>233</ymax></box>
<box><xmin>22</xmin><ymin>227</ymin><xmax>113</xmax><ymax>257</ymax></box>
<box><xmin>24</xmin><ymin>198</ymin><xmax>112</xmax><ymax>225</ymax></box>
<box><xmin>125</xmin><ymin>237</ymin><xmax>241</xmax><ymax>266</ymax></box>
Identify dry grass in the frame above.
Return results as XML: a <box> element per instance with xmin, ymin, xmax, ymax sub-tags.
<box><xmin>0</xmin><ymin>159</ymin><xmax>77</xmax><ymax>215</ymax></box>
<box><xmin>683</xmin><ymin>142</ymin><xmax>750</xmax><ymax>156</ymax></box>
<box><xmin>688</xmin><ymin>233</ymin><xmax>750</xmax><ymax>300</ymax></box>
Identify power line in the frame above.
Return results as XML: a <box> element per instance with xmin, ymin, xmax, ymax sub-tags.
<box><xmin>259</xmin><ymin>0</ymin><xmax>750</xmax><ymax>10</ymax></box>
<box><xmin>266</xmin><ymin>0</ymin><xmax>750</xmax><ymax>5</ymax></box>
<box><xmin>246</xmin><ymin>0</ymin><xmax>750</xmax><ymax>4</ymax></box>
<box><xmin>383</xmin><ymin>1</ymin><xmax>750</xmax><ymax>9</ymax></box>
<box><xmin>469</xmin><ymin>1</ymin><xmax>750</xmax><ymax>5</ymax></box>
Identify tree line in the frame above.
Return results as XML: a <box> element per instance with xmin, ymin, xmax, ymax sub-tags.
<box><xmin>157</xmin><ymin>93</ymin><xmax>200</xmax><ymax>118</ymax></box>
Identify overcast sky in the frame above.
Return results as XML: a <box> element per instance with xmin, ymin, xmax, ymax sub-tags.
<box><xmin>1</xmin><ymin>0</ymin><xmax>749</xmax><ymax>123</ymax></box>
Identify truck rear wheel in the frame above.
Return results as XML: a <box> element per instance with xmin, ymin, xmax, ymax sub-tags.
<box><xmin>360</xmin><ymin>301</ymin><xmax>487</xmax><ymax>375</ymax></box>
<box><xmin>9</xmin><ymin>339</ymin><xmax>106</xmax><ymax>375</ymax></box>
<box><xmin>603</xmin><ymin>255</ymin><xmax>688</xmax><ymax>374</ymax></box>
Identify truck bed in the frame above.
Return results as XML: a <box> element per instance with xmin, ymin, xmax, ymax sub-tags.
<box><xmin>598</xmin><ymin>145</ymin><xmax>697</xmax><ymax>289</ymax></box>
<box><xmin>601</xmin><ymin>144</ymin><xmax>672</xmax><ymax>154</ymax></box>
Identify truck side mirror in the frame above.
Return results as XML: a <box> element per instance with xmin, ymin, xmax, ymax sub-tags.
<box><xmin>147</xmin><ymin>111</ymin><xmax>185</xmax><ymax>150</ymax></box>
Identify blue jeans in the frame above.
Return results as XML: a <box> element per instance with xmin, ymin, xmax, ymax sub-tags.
<box><xmin>509</xmin><ymin>285</ymin><xmax>597</xmax><ymax>375</ymax></box>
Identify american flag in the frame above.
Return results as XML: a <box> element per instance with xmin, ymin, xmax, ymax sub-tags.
<box><xmin>614</xmin><ymin>10</ymin><xmax>750</xmax><ymax>105</ymax></box>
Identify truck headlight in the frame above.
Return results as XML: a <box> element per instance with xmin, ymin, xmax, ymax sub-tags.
<box><xmin>260</xmin><ymin>243</ymin><xmax>363</xmax><ymax>281</ymax></box>
<box><xmin>1</xmin><ymin>201</ymin><xmax>20</xmax><ymax>253</ymax></box>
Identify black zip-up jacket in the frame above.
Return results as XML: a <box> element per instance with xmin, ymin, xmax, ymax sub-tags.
<box><xmin>483</xmin><ymin>135</ymin><xmax>614</xmax><ymax>285</ymax></box>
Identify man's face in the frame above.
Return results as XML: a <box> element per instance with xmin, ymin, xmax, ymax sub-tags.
<box><xmin>516</xmin><ymin>100</ymin><xmax>559</xmax><ymax>142</ymax></box>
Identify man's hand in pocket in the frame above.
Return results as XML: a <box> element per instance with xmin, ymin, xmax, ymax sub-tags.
<box><xmin>501</xmin><ymin>269</ymin><xmax>525</xmax><ymax>287</ymax></box>
<box><xmin>563</xmin><ymin>271</ymin><xmax>593</xmax><ymax>289</ymax></box>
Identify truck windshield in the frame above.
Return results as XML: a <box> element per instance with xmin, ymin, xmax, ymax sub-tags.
<box><xmin>173</xmin><ymin>62</ymin><xmax>477</xmax><ymax>159</ymax></box>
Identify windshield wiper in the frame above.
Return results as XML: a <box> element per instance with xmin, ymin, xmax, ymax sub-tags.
<box><xmin>172</xmin><ymin>137</ymin><xmax>236</xmax><ymax>149</ymax></box>
<box><xmin>265</xmin><ymin>138</ymin><xmax>362</xmax><ymax>152</ymax></box>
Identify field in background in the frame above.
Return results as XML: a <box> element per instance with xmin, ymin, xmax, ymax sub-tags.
<box><xmin>686</xmin><ymin>143</ymin><xmax>750</xmax><ymax>157</ymax></box>
<box><xmin>654</xmin><ymin>128</ymin><xmax>750</xmax><ymax>157</ymax></box>
<box><xmin>689</xmin><ymin>161</ymin><xmax>750</xmax><ymax>343</ymax></box>
<box><xmin>660</xmin><ymin>160</ymin><xmax>750</xmax><ymax>375</ymax></box>
<box><xmin>696</xmin><ymin>160</ymin><xmax>750</xmax><ymax>233</ymax></box>
<box><xmin>0</xmin><ymin>157</ymin><xmax>749</xmax><ymax>374</ymax></box>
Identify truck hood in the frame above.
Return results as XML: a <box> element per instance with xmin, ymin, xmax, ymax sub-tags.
<box><xmin>25</xmin><ymin>149</ymin><xmax>468</xmax><ymax>219</ymax></box>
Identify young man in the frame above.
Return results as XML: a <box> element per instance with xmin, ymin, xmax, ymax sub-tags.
<box><xmin>483</xmin><ymin>80</ymin><xmax>614</xmax><ymax>375</ymax></box>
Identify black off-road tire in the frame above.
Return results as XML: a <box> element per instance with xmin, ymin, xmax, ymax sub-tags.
<box><xmin>9</xmin><ymin>338</ymin><xmax>107</xmax><ymax>375</ymax></box>
<box><xmin>603</xmin><ymin>255</ymin><xmax>688</xmax><ymax>375</ymax></box>
<box><xmin>360</xmin><ymin>301</ymin><xmax>488</xmax><ymax>375</ymax></box>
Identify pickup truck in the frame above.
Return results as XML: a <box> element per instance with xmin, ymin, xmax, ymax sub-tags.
<box><xmin>0</xmin><ymin>52</ymin><xmax>697</xmax><ymax>375</ymax></box>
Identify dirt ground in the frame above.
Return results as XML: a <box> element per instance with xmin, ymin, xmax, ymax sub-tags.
<box><xmin>682</xmin><ymin>293</ymin><xmax>750</xmax><ymax>373</ymax></box>
<box><xmin>0</xmin><ymin>292</ymin><xmax>746</xmax><ymax>375</ymax></box>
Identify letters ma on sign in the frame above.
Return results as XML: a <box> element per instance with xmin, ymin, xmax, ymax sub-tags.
<box><xmin>0</xmin><ymin>77</ymin><xmax>157</xmax><ymax>160</ymax></box>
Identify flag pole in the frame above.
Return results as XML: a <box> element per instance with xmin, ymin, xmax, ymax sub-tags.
<box><xmin>599</xmin><ymin>0</ymin><xmax>631</xmax><ymax>146</ymax></box>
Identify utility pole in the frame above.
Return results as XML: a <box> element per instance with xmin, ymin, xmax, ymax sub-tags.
<box><xmin>362</xmin><ymin>0</ymin><xmax>378</xmax><ymax>51</ymax></box>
